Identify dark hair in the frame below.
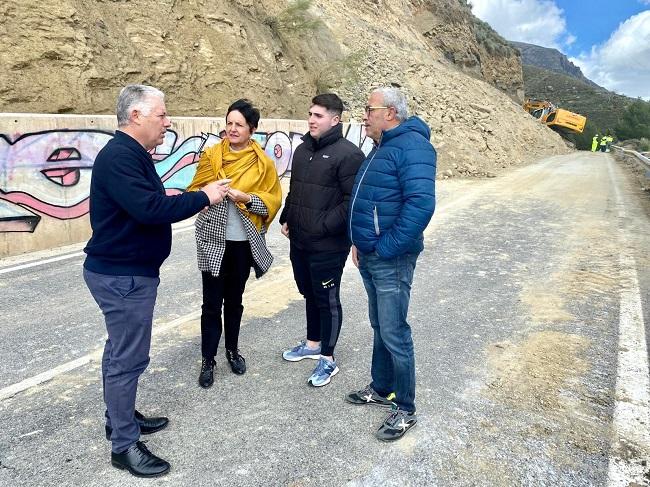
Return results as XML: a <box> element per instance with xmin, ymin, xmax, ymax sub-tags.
<box><xmin>311</xmin><ymin>93</ymin><xmax>344</xmax><ymax>117</ymax></box>
<box><xmin>226</xmin><ymin>99</ymin><xmax>260</xmax><ymax>132</ymax></box>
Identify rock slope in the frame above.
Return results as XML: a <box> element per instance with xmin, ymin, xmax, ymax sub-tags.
<box><xmin>0</xmin><ymin>0</ymin><xmax>569</xmax><ymax>177</ymax></box>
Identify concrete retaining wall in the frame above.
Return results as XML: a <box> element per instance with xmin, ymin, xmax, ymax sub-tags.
<box><xmin>0</xmin><ymin>114</ymin><xmax>372</xmax><ymax>258</ymax></box>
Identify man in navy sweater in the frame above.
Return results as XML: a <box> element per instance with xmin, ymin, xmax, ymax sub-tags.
<box><xmin>83</xmin><ymin>84</ymin><xmax>227</xmax><ymax>477</ymax></box>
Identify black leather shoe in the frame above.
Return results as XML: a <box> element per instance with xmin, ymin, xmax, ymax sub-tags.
<box><xmin>198</xmin><ymin>357</ymin><xmax>216</xmax><ymax>388</ymax></box>
<box><xmin>111</xmin><ymin>441</ymin><xmax>170</xmax><ymax>478</ymax></box>
<box><xmin>226</xmin><ymin>349</ymin><xmax>246</xmax><ymax>375</ymax></box>
<box><xmin>105</xmin><ymin>410</ymin><xmax>169</xmax><ymax>440</ymax></box>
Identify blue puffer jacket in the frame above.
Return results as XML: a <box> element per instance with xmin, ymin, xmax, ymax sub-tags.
<box><xmin>348</xmin><ymin>116</ymin><xmax>436</xmax><ymax>258</ymax></box>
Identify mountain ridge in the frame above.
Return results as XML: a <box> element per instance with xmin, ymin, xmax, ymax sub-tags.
<box><xmin>510</xmin><ymin>41</ymin><xmax>601</xmax><ymax>90</ymax></box>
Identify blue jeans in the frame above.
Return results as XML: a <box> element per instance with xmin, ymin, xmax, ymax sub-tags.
<box><xmin>83</xmin><ymin>268</ymin><xmax>160</xmax><ymax>453</ymax></box>
<box><xmin>358</xmin><ymin>251</ymin><xmax>419</xmax><ymax>412</ymax></box>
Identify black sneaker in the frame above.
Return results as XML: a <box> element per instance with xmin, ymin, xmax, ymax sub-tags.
<box><xmin>198</xmin><ymin>357</ymin><xmax>216</xmax><ymax>388</ymax></box>
<box><xmin>375</xmin><ymin>407</ymin><xmax>417</xmax><ymax>442</ymax></box>
<box><xmin>226</xmin><ymin>349</ymin><xmax>246</xmax><ymax>375</ymax></box>
<box><xmin>345</xmin><ymin>384</ymin><xmax>396</xmax><ymax>408</ymax></box>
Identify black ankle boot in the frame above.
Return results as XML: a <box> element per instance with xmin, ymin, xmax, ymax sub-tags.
<box><xmin>198</xmin><ymin>357</ymin><xmax>216</xmax><ymax>388</ymax></box>
<box><xmin>226</xmin><ymin>349</ymin><xmax>246</xmax><ymax>375</ymax></box>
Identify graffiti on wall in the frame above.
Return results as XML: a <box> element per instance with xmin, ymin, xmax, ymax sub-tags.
<box><xmin>0</xmin><ymin>125</ymin><xmax>373</xmax><ymax>233</ymax></box>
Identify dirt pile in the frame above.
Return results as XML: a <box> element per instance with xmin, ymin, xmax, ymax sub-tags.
<box><xmin>0</xmin><ymin>0</ymin><xmax>569</xmax><ymax>176</ymax></box>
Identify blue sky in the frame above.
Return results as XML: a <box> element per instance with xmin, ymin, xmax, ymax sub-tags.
<box><xmin>560</xmin><ymin>1</ymin><xmax>649</xmax><ymax>55</ymax></box>
<box><xmin>470</xmin><ymin>0</ymin><xmax>650</xmax><ymax>99</ymax></box>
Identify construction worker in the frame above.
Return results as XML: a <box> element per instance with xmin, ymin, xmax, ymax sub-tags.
<box><xmin>600</xmin><ymin>134</ymin><xmax>608</xmax><ymax>152</ymax></box>
<box><xmin>605</xmin><ymin>135</ymin><xmax>613</xmax><ymax>152</ymax></box>
<box><xmin>591</xmin><ymin>134</ymin><xmax>599</xmax><ymax>152</ymax></box>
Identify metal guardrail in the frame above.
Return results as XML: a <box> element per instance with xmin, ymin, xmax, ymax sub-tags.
<box><xmin>611</xmin><ymin>145</ymin><xmax>650</xmax><ymax>173</ymax></box>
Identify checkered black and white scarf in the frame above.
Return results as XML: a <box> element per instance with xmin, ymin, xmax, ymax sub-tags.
<box><xmin>195</xmin><ymin>195</ymin><xmax>273</xmax><ymax>278</ymax></box>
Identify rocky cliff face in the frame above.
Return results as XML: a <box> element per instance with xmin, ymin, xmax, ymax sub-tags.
<box><xmin>0</xmin><ymin>0</ymin><xmax>326</xmax><ymax>117</ymax></box>
<box><xmin>414</xmin><ymin>0</ymin><xmax>524</xmax><ymax>103</ymax></box>
<box><xmin>511</xmin><ymin>41</ymin><xmax>601</xmax><ymax>89</ymax></box>
<box><xmin>0</xmin><ymin>0</ymin><xmax>569</xmax><ymax>177</ymax></box>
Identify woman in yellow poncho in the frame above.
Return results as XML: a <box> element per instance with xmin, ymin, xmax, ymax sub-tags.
<box><xmin>187</xmin><ymin>99</ymin><xmax>282</xmax><ymax>388</ymax></box>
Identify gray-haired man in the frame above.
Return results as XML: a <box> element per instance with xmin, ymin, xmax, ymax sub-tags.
<box><xmin>346</xmin><ymin>87</ymin><xmax>436</xmax><ymax>441</ymax></box>
<box><xmin>83</xmin><ymin>84</ymin><xmax>228</xmax><ymax>476</ymax></box>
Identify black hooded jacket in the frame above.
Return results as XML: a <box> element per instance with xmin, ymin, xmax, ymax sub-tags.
<box><xmin>279</xmin><ymin>124</ymin><xmax>364</xmax><ymax>252</ymax></box>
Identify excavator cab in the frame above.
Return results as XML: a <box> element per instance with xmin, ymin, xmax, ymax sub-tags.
<box><xmin>524</xmin><ymin>99</ymin><xmax>555</xmax><ymax>120</ymax></box>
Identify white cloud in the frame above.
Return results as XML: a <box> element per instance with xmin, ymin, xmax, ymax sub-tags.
<box><xmin>572</xmin><ymin>11</ymin><xmax>650</xmax><ymax>99</ymax></box>
<box><xmin>470</xmin><ymin>0</ymin><xmax>568</xmax><ymax>48</ymax></box>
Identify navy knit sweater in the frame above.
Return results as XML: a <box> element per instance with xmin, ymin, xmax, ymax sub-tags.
<box><xmin>84</xmin><ymin>131</ymin><xmax>209</xmax><ymax>277</ymax></box>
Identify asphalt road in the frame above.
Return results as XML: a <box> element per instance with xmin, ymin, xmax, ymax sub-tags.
<box><xmin>1</xmin><ymin>152</ymin><xmax>649</xmax><ymax>486</ymax></box>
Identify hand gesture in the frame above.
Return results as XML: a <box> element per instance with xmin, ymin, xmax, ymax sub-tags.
<box><xmin>227</xmin><ymin>188</ymin><xmax>252</xmax><ymax>204</ymax></box>
<box><xmin>201</xmin><ymin>179</ymin><xmax>230</xmax><ymax>205</ymax></box>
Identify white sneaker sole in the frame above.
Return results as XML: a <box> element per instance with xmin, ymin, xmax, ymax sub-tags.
<box><xmin>282</xmin><ymin>352</ymin><xmax>321</xmax><ymax>362</ymax></box>
<box><xmin>308</xmin><ymin>366</ymin><xmax>339</xmax><ymax>387</ymax></box>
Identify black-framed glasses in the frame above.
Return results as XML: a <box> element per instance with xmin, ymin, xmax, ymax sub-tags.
<box><xmin>364</xmin><ymin>105</ymin><xmax>390</xmax><ymax>113</ymax></box>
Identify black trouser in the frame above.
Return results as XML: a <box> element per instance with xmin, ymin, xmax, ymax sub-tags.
<box><xmin>201</xmin><ymin>241</ymin><xmax>252</xmax><ymax>359</ymax></box>
<box><xmin>289</xmin><ymin>243</ymin><xmax>348</xmax><ymax>357</ymax></box>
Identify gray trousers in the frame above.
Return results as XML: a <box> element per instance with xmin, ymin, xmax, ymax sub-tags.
<box><xmin>83</xmin><ymin>268</ymin><xmax>160</xmax><ymax>453</ymax></box>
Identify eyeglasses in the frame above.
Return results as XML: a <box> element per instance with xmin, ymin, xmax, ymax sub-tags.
<box><xmin>364</xmin><ymin>105</ymin><xmax>390</xmax><ymax>113</ymax></box>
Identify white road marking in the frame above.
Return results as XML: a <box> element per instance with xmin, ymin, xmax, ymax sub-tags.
<box><xmin>0</xmin><ymin>222</ymin><xmax>196</xmax><ymax>275</ymax></box>
<box><xmin>606</xmin><ymin>158</ymin><xmax>650</xmax><ymax>486</ymax></box>
<box><xmin>0</xmin><ymin>310</ymin><xmax>202</xmax><ymax>401</ymax></box>
<box><xmin>0</xmin><ymin>355</ymin><xmax>95</xmax><ymax>401</ymax></box>
<box><xmin>17</xmin><ymin>430</ymin><xmax>43</xmax><ymax>438</ymax></box>
<box><xmin>0</xmin><ymin>251</ymin><xmax>85</xmax><ymax>275</ymax></box>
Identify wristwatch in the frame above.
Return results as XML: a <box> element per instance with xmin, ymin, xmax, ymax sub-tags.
<box><xmin>245</xmin><ymin>195</ymin><xmax>253</xmax><ymax>209</ymax></box>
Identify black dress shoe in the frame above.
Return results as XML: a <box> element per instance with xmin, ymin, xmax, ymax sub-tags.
<box><xmin>105</xmin><ymin>410</ymin><xmax>169</xmax><ymax>440</ymax></box>
<box><xmin>111</xmin><ymin>441</ymin><xmax>170</xmax><ymax>478</ymax></box>
<box><xmin>226</xmin><ymin>349</ymin><xmax>246</xmax><ymax>375</ymax></box>
<box><xmin>198</xmin><ymin>357</ymin><xmax>216</xmax><ymax>388</ymax></box>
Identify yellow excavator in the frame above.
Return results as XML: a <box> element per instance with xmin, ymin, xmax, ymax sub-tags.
<box><xmin>523</xmin><ymin>99</ymin><xmax>587</xmax><ymax>134</ymax></box>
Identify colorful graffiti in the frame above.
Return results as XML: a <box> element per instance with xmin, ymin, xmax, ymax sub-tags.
<box><xmin>0</xmin><ymin>124</ymin><xmax>373</xmax><ymax>233</ymax></box>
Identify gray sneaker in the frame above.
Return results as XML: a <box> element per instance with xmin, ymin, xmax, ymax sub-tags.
<box><xmin>344</xmin><ymin>384</ymin><xmax>396</xmax><ymax>408</ymax></box>
<box><xmin>307</xmin><ymin>357</ymin><xmax>339</xmax><ymax>387</ymax></box>
<box><xmin>282</xmin><ymin>340</ymin><xmax>321</xmax><ymax>362</ymax></box>
<box><xmin>375</xmin><ymin>407</ymin><xmax>417</xmax><ymax>442</ymax></box>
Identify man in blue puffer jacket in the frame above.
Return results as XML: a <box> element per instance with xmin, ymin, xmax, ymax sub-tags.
<box><xmin>344</xmin><ymin>87</ymin><xmax>436</xmax><ymax>442</ymax></box>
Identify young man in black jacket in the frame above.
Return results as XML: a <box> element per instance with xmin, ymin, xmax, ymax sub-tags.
<box><xmin>83</xmin><ymin>84</ymin><xmax>228</xmax><ymax>477</ymax></box>
<box><xmin>279</xmin><ymin>93</ymin><xmax>364</xmax><ymax>387</ymax></box>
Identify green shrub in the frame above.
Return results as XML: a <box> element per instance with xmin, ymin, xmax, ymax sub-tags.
<box><xmin>565</xmin><ymin>121</ymin><xmax>597</xmax><ymax>150</ymax></box>
<box><xmin>640</xmin><ymin>137</ymin><xmax>650</xmax><ymax>152</ymax></box>
<box><xmin>264</xmin><ymin>0</ymin><xmax>322</xmax><ymax>38</ymax></box>
<box><xmin>615</xmin><ymin>99</ymin><xmax>650</xmax><ymax>141</ymax></box>
<box><xmin>472</xmin><ymin>18</ymin><xmax>517</xmax><ymax>57</ymax></box>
